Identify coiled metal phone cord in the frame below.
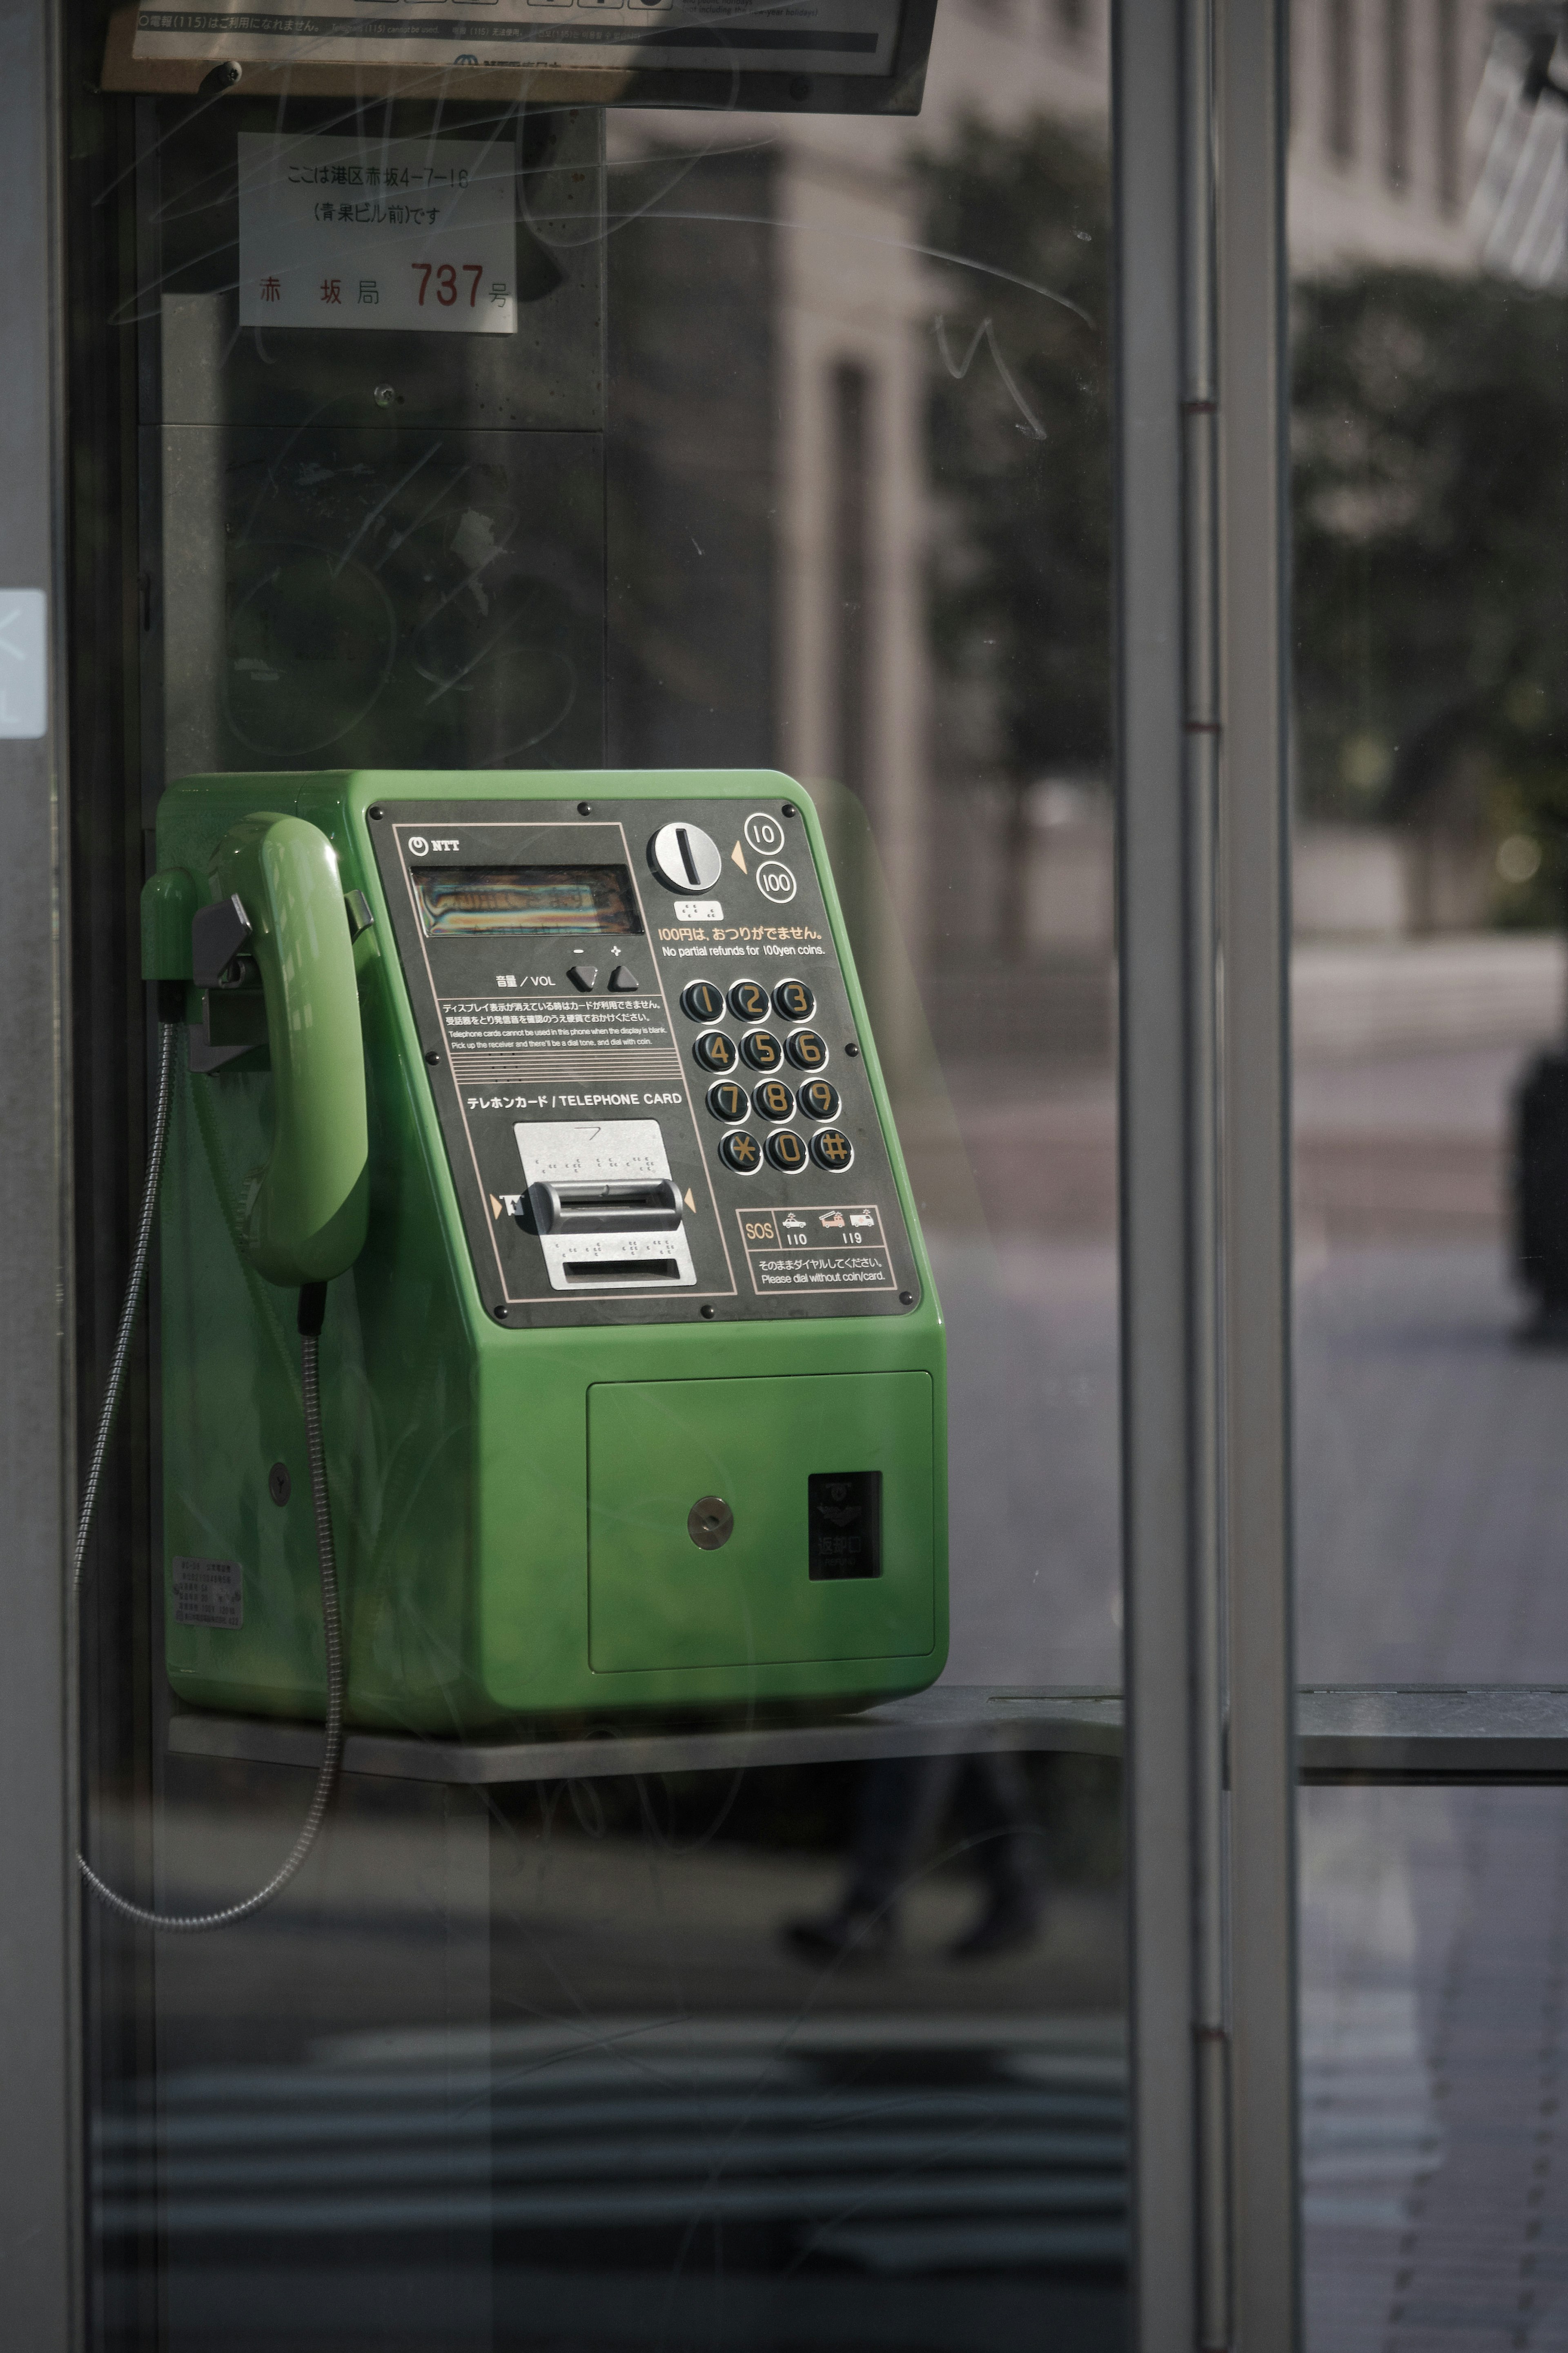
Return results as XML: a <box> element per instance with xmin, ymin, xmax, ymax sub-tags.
<box><xmin>74</xmin><ymin>1017</ymin><xmax>345</xmax><ymax>1932</ymax></box>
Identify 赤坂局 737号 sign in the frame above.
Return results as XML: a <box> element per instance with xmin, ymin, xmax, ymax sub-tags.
<box><xmin>237</xmin><ymin>133</ymin><xmax>519</xmax><ymax>335</ymax></box>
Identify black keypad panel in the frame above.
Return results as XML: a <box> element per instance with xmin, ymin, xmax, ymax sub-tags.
<box><xmin>706</xmin><ymin>1081</ymin><xmax>749</xmax><ymax>1123</ymax></box>
<box><xmin>693</xmin><ymin>1030</ymin><xmax>737</xmax><ymax>1074</ymax></box>
<box><xmin>369</xmin><ymin>793</ymin><xmax>922</xmax><ymax>1328</ymax></box>
<box><xmin>741</xmin><ymin>1030</ymin><xmax>783</xmax><ymax>1073</ymax></box>
<box><xmin>681</xmin><ymin>979</ymin><xmax>725</xmax><ymax>1022</ymax></box>
<box><xmin>728</xmin><ymin>979</ymin><xmax>770</xmax><ymax>1024</ymax></box>
<box><xmin>773</xmin><ymin>977</ymin><xmax>815</xmax><ymax>1022</ymax></box>
<box><xmin>719</xmin><ymin>1130</ymin><xmax>762</xmax><ymax>1174</ymax></box>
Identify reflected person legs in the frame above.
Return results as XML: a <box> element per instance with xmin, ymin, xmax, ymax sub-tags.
<box><xmin>947</xmin><ymin>1748</ymin><xmax>1044</xmax><ymax>1960</ymax></box>
<box><xmin>781</xmin><ymin>1747</ymin><xmax>1044</xmax><ymax>1963</ymax></box>
<box><xmin>782</xmin><ymin>1754</ymin><xmax>961</xmax><ymax>1962</ymax></box>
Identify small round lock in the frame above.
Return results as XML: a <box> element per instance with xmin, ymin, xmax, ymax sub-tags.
<box><xmin>267</xmin><ymin>1462</ymin><xmax>291</xmax><ymax>1507</ymax></box>
<box><xmin>649</xmin><ymin>822</ymin><xmax>722</xmax><ymax>892</ymax></box>
<box><xmin>688</xmin><ymin>1495</ymin><xmax>734</xmax><ymax>1550</ymax></box>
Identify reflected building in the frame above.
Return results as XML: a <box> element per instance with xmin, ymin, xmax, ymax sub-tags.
<box><xmin>606</xmin><ymin>0</ymin><xmax>1498</xmax><ymax>1086</ymax></box>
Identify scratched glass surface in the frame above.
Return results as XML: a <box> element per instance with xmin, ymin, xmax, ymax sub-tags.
<box><xmin>82</xmin><ymin>11</ymin><xmax>1125</xmax><ymax>2352</ymax></box>
<box><xmin>1285</xmin><ymin>7</ymin><xmax>1568</xmax><ymax>2346</ymax></box>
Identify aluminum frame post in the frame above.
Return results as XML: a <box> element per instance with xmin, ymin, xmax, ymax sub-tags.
<box><xmin>1116</xmin><ymin>0</ymin><xmax>1299</xmax><ymax>2342</ymax></box>
<box><xmin>1216</xmin><ymin>0</ymin><xmax>1301</xmax><ymax>2339</ymax></box>
<box><xmin>1115</xmin><ymin>0</ymin><xmax>1205</xmax><ymax>2335</ymax></box>
<box><xmin>0</xmin><ymin>2</ymin><xmax>80</xmax><ymax>2347</ymax></box>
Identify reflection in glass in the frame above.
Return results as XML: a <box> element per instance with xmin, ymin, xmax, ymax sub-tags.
<box><xmin>1303</xmin><ymin>1787</ymin><xmax>1568</xmax><ymax>2351</ymax></box>
<box><xmin>81</xmin><ymin>7</ymin><xmax>1127</xmax><ymax>2348</ymax></box>
<box><xmin>1291</xmin><ymin>8</ymin><xmax>1568</xmax><ymax>2341</ymax></box>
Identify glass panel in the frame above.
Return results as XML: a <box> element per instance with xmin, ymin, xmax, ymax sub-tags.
<box><xmin>1291</xmin><ymin>0</ymin><xmax>1568</xmax><ymax>1688</ymax></box>
<box><xmin>1303</xmin><ymin>1786</ymin><xmax>1568</xmax><ymax>2349</ymax></box>
<box><xmin>1289</xmin><ymin>5</ymin><xmax>1568</xmax><ymax>2342</ymax></box>
<box><xmin>72</xmin><ymin>6</ymin><xmax>1126</xmax><ymax>2351</ymax></box>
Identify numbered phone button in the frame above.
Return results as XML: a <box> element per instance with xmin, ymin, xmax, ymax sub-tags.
<box><xmin>741</xmin><ymin>1030</ymin><xmax>783</xmax><ymax>1073</ymax></box>
<box><xmin>809</xmin><ymin>1128</ymin><xmax>855</xmax><ymax>1172</ymax></box>
<box><xmin>719</xmin><ymin>1131</ymin><xmax>762</xmax><ymax>1174</ymax></box>
<box><xmin>706</xmin><ymin>1081</ymin><xmax>749</xmax><ymax>1123</ymax></box>
<box><xmin>728</xmin><ymin>978</ymin><xmax>770</xmax><ymax>1024</ymax></box>
<box><xmin>773</xmin><ymin>977</ymin><xmax>815</xmax><ymax>1022</ymax></box>
<box><xmin>799</xmin><ymin>1079</ymin><xmax>840</xmax><ymax>1121</ymax></box>
<box><xmin>765</xmin><ymin>1130</ymin><xmax>809</xmax><ymax>1174</ymax></box>
<box><xmin>693</xmin><ymin>1030</ymin><xmax>737</xmax><ymax>1074</ymax></box>
<box><xmin>785</xmin><ymin>1028</ymin><xmax>829</xmax><ymax>1071</ymax></box>
<box><xmin>682</xmin><ymin>979</ymin><xmax>725</xmax><ymax>1022</ymax></box>
<box><xmin>753</xmin><ymin>1079</ymin><xmax>795</xmax><ymax>1122</ymax></box>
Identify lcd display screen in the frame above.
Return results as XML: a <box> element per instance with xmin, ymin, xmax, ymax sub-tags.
<box><xmin>414</xmin><ymin>866</ymin><xmax>643</xmax><ymax>937</ymax></box>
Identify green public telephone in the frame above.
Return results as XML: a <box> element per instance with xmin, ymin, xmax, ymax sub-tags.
<box><xmin>143</xmin><ymin>771</ymin><xmax>948</xmax><ymax>1732</ymax></box>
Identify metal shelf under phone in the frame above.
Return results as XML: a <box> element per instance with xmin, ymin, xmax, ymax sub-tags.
<box><xmin>165</xmin><ymin>1684</ymin><xmax>1568</xmax><ymax>1788</ymax></box>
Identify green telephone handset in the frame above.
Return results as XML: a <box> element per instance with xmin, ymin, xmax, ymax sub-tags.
<box><xmin>146</xmin><ymin>813</ymin><xmax>369</xmax><ymax>1286</ymax></box>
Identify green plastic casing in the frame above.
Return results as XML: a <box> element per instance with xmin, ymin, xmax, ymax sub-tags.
<box><xmin>154</xmin><ymin>771</ymin><xmax>948</xmax><ymax>1730</ymax></box>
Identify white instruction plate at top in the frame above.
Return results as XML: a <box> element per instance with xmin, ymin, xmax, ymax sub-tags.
<box><xmin>237</xmin><ymin>133</ymin><xmax>517</xmax><ymax>334</ymax></box>
<box><xmin>135</xmin><ymin>0</ymin><xmax>902</xmax><ymax>78</ymax></box>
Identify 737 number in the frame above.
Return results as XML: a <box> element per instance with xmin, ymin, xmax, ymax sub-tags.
<box><xmin>412</xmin><ymin>262</ymin><xmax>483</xmax><ymax>308</ymax></box>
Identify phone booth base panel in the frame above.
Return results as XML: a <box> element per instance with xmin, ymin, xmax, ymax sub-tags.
<box><xmin>155</xmin><ymin>769</ymin><xmax>948</xmax><ymax>1732</ymax></box>
<box><xmin>587</xmin><ymin>1372</ymin><xmax>935</xmax><ymax>1674</ymax></box>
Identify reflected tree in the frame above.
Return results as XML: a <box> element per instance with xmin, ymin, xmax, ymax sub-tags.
<box><xmin>1293</xmin><ymin>268</ymin><xmax>1568</xmax><ymax>929</ymax></box>
<box><xmin>916</xmin><ymin>115</ymin><xmax>1111</xmax><ymax>956</ymax></box>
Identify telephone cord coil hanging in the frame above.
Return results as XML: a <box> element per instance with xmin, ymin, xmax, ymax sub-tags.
<box><xmin>74</xmin><ymin>1017</ymin><xmax>345</xmax><ymax>1933</ymax></box>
